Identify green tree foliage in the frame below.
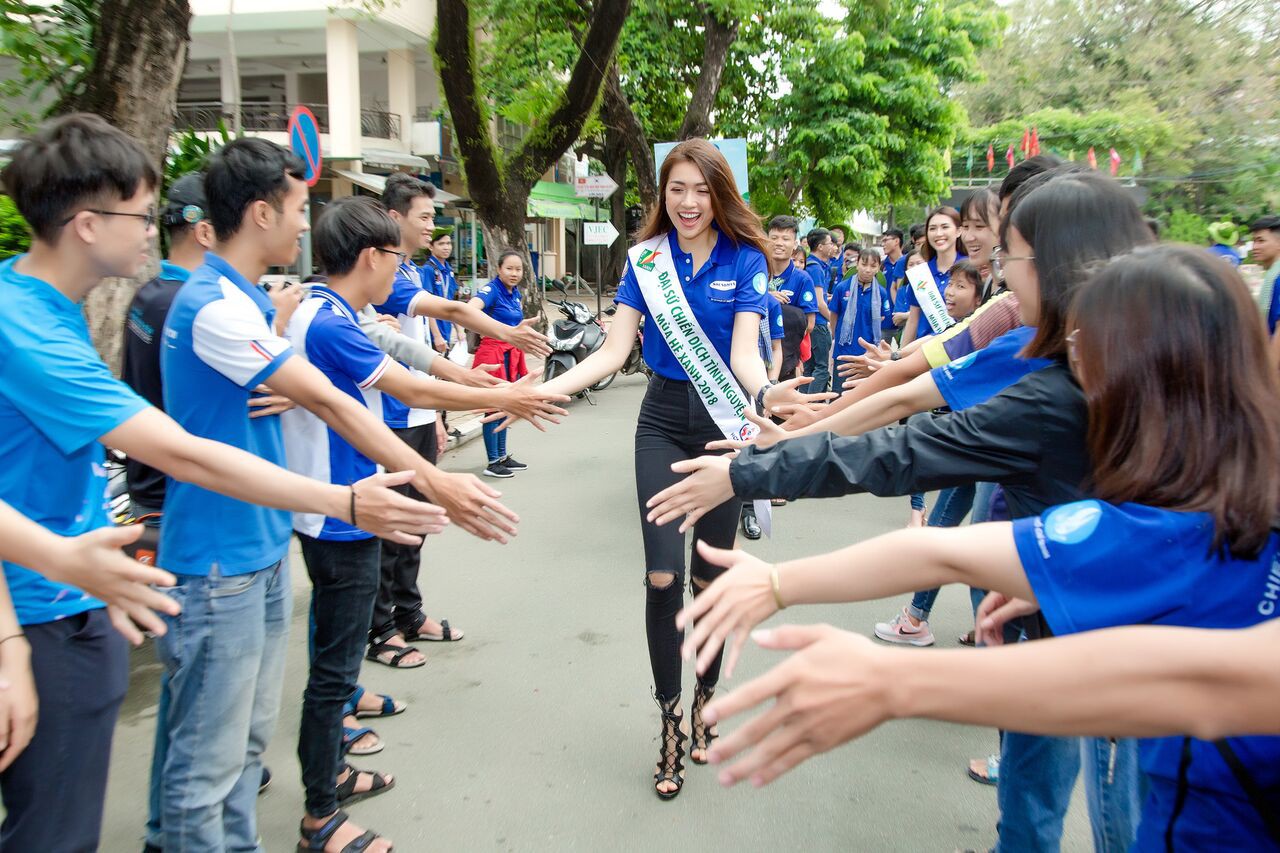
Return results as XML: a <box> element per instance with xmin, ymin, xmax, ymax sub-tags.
<box><xmin>732</xmin><ymin>0</ymin><xmax>1004</xmax><ymax>223</ymax></box>
<box><xmin>0</xmin><ymin>0</ymin><xmax>97</xmax><ymax>129</ymax></box>
<box><xmin>0</xmin><ymin>195</ymin><xmax>31</xmax><ymax>260</ymax></box>
<box><xmin>1163</xmin><ymin>208</ymin><xmax>1209</xmax><ymax>245</ymax></box>
<box><xmin>957</xmin><ymin>0</ymin><xmax>1280</xmax><ymax>220</ymax></box>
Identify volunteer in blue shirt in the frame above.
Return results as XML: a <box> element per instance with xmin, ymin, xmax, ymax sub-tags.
<box><xmin>1249</xmin><ymin>215</ymin><xmax>1280</xmax><ymax>336</ymax></box>
<box><xmin>470</xmin><ymin>250</ymin><xmax>533</xmax><ymax>479</ymax></box>
<box><xmin>532</xmin><ymin>138</ymin><xmax>827</xmax><ymax>801</ymax></box>
<box><xmin>802</xmin><ymin>227</ymin><xmax>839</xmax><ymax>393</ymax></box>
<box><xmin>880</xmin><ymin>227</ymin><xmax>907</xmax><ymax>295</ymax></box>
<box><xmin>828</xmin><ymin>251</ymin><xmax>894</xmax><ymax>397</ymax></box>
<box><xmin>901</xmin><ymin>206</ymin><xmax>967</xmax><ymax>345</ymax></box>
<box><xmin>1206</xmin><ymin>221</ymin><xmax>1242</xmax><ymax>268</ymax></box>
<box><xmin>424</xmin><ymin>228</ymin><xmax>460</xmax><ymax>351</ymax></box>
<box><xmin>680</xmin><ymin>244</ymin><xmax>1280</xmax><ymax>852</ymax></box>
<box><xmin>0</xmin><ymin>116</ymin><xmax>443</xmax><ymax>853</ymax></box>
<box><xmin>765</xmin><ymin>215</ymin><xmax>815</xmax><ymax>380</ymax></box>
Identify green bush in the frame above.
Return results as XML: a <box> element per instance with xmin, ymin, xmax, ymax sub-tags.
<box><xmin>0</xmin><ymin>195</ymin><xmax>32</xmax><ymax>259</ymax></box>
<box><xmin>1164</xmin><ymin>209</ymin><xmax>1209</xmax><ymax>245</ymax></box>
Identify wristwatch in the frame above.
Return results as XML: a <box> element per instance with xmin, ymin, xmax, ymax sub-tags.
<box><xmin>755</xmin><ymin>380</ymin><xmax>777</xmax><ymax>416</ymax></box>
<box><xmin>890</xmin><ymin>350</ymin><xmax>902</xmax><ymax>361</ymax></box>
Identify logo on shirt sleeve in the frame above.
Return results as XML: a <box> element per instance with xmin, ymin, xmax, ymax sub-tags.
<box><xmin>752</xmin><ymin>272</ymin><xmax>768</xmax><ymax>294</ymax></box>
<box><xmin>775</xmin><ymin>313</ymin><xmax>783</xmax><ymax>327</ymax></box>
<box><xmin>1043</xmin><ymin>501</ymin><xmax>1104</xmax><ymax>545</ymax></box>
<box><xmin>478</xmin><ymin>285</ymin><xmax>491</xmax><ymax>295</ymax></box>
<box><xmin>802</xmin><ymin>290</ymin><xmax>813</xmax><ymax>303</ymax></box>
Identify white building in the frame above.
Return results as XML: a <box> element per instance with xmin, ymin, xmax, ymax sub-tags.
<box><xmin>179</xmin><ymin>0</ymin><xmax>591</xmax><ymax>282</ymax></box>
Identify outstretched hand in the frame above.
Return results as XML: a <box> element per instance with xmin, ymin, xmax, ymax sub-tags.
<box><xmin>704</xmin><ymin>408</ymin><xmax>788</xmax><ymax>453</ymax></box>
<box><xmin>483</xmin><ymin>373</ymin><xmax>571</xmax><ymax>432</ymax></box>
<box><xmin>975</xmin><ymin>592</ymin><xmax>1039</xmax><ymax>646</ymax></box>
<box><xmin>645</xmin><ymin>455</ymin><xmax>736</xmax><ymax>532</ymax></box>
<box><xmin>461</xmin><ymin>363</ymin><xmax>506</xmax><ymax>389</ymax></box>
<box><xmin>421</xmin><ymin>470</ymin><xmax>520</xmax><ymax>543</ymax></box>
<box><xmin>354</xmin><ymin>469</ymin><xmax>451</xmax><ymax>545</ymax></box>
<box><xmin>762</xmin><ymin>376</ymin><xmax>836</xmax><ymax>412</ymax></box>
<box><xmin>699</xmin><ymin>625</ymin><xmax>896</xmax><ymax>789</ymax></box>
<box><xmin>509</xmin><ymin>318</ymin><xmax>552</xmax><ymax>358</ymax></box>
<box><xmin>836</xmin><ymin>338</ymin><xmax>891</xmax><ymax>380</ymax></box>
<box><xmin>676</xmin><ymin>540</ymin><xmax>778</xmax><ymax>678</ymax></box>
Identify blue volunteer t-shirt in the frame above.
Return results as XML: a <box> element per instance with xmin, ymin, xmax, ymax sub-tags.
<box><xmin>615</xmin><ymin>229</ymin><xmax>768</xmax><ymax>381</ymax></box>
<box><xmin>0</xmin><ymin>257</ymin><xmax>149</xmax><ymax>624</ymax></box>
<box><xmin>829</xmin><ymin>276</ymin><xmax>894</xmax><ymax>359</ymax></box>
<box><xmin>767</xmin><ymin>294</ymin><xmax>785</xmax><ymax>341</ymax></box>
<box><xmin>424</xmin><ymin>256</ymin><xmax>458</xmax><ymax>341</ymax></box>
<box><xmin>931</xmin><ymin>326</ymin><xmax>1053</xmax><ymax>412</ymax></box>
<box><xmin>475</xmin><ymin>277</ymin><xmax>524</xmax><ymax>327</ymax></box>
<box><xmin>883</xmin><ymin>254</ymin><xmax>907</xmax><ymax>290</ymax></box>
<box><xmin>805</xmin><ymin>255</ymin><xmax>831</xmax><ymax>327</ymax></box>
<box><xmin>773</xmin><ymin>262</ymin><xmax>816</xmax><ymax>316</ymax></box>
<box><xmin>282</xmin><ymin>287</ymin><xmax>391</xmax><ymax>541</ymax></box>
<box><xmin>904</xmin><ymin>255</ymin><xmax>967</xmax><ymax>336</ymax></box>
<box><xmin>372</xmin><ymin>262</ymin><xmax>435</xmax><ymax>430</ymax></box>
<box><xmin>161</xmin><ymin>253</ymin><xmax>294</xmax><ymax>576</ymax></box>
<box><xmin>1013</xmin><ymin>501</ymin><xmax>1280</xmax><ymax>851</ymax></box>
<box><xmin>1206</xmin><ymin>243</ymin><xmax>1241</xmax><ymax>267</ymax></box>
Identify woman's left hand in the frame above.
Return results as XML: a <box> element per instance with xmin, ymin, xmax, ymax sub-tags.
<box><xmin>761</xmin><ymin>376</ymin><xmax>836</xmax><ymax>412</ymax></box>
<box><xmin>676</xmin><ymin>540</ymin><xmax>777</xmax><ymax>677</ymax></box>
<box><xmin>698</xmin><ymin>624</ymin><xmax>895</xmax><ymax>789</ymax></box>
<box><xmin>645</xmin><ymin>455</ymin><xmax>736</xmax><ymax>532</ymax></box>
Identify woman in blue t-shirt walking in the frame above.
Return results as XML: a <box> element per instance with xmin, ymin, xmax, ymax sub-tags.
<box><xmin>470</xmin><ymin>250</ymin><xmax>532</xmax><ymax>479</ymax></box>
<box><xmin>529</xmin><ymin>139</ymin><xmax>826</xmax><ymax>800</ymax></box>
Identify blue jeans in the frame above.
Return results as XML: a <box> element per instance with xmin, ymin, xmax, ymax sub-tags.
<box><xmin>482</xmin><ymin>419</ymin><xmax>508</xmax><ymax>463</ymax></box>
<box><xmin>996</xmin><ymin>732</ymin><xmax>1141</xmax><ymax>853</ymax></box>
<box><xmin>297</xmin><ymin>534</ymin><xmax>381</xmax><ymax>817</ymax></box>
<box><xmin>151</xmin><ymin>560</ymin><xmax>291</xmax><ymax>852</ymax></box>
<box><xmin>906</xmin><ymin>485</ymin><xmax>976</xmax><ymax>620</ymax></box>
<box><xmin>804</xmin><ymin>324</ymin><xmax>832</xmax><ymax>394</ymax></box>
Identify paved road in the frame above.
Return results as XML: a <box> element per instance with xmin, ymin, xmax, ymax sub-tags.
<box><xmin>100</xmin><ymin>374</ymin><xmax>1089</xmax><ymax>852</ymax></box>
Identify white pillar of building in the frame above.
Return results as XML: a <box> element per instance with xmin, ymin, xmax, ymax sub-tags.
<box><xmin>325</xmin><ymin>17</ymin><xmax>361</xmax><ymax>158</ymax></box>
<box><xmin>386</xmin><ymin>48</ymin><xmax>415</xmax><ymax>149</ymax></box>
<box><xmin>284</xmin><ymin>70</ymin><xmax>300</xmax><ymax>108</ymax></box>
<box><xmin>219</xmin><ymin>54</ymin><xmax>237</xmax><ymax>107</ymax></box>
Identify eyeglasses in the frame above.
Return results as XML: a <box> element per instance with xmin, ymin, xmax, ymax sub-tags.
<box><xmin>990</xmin><ymin>246</ymin><xmax>1035</xmax><ymax>282</ymax></box>
<box><xmin>59</xmin><ymin>208</ymin><xmax>157</xmax><ymax>228</ymax></box>
<box><xmin>374</xmin><ymin>247</ymin><xmax>409</xmax><ymax>264</ymax></box>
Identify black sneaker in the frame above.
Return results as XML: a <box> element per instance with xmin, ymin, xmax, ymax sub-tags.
<box><xmin>741</xmin><ymin>509</ymin><xmax>762</xmax><ymax>540</ymax></box>
<box><xmin>483</xmin><ymin>461</ymin><xmax>515</xmax><ymax>478</ymax></box>
<box><xmin>260</xmin><ymin>766</ymin><xmax>271</xmax><ymax>794</ymax></box>
<box><xmin>501</xmin><ymin>455</ymin><xmax>529</xmax><ymax>471</ymax></box>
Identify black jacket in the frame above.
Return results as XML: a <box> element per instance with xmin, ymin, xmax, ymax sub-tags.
<box><xmin>730</xmin><ymin>362</ymin><xmax>1090</xmax><ymax>521</ymax></box>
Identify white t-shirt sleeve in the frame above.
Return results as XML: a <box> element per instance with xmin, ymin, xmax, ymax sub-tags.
<box><xmin>191</xmin><ymin>295</ymin><xmax>294</xmax><ymax>389</ymax></box>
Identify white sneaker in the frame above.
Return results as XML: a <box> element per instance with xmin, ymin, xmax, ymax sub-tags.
<box><xmin>874</xmin><ymin>607</ymin><xmax>936</xmax><ymax>647</ymax></box>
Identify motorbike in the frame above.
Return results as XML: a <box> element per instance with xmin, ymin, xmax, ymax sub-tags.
<box><xmin>543</xmin><ymin>280</ymin><xmax>616</xmax><ymax>394</ymax></box>
<box><xmin>603</xmin><ymin>303</ymin><xmax>650</xmax><ymax>379</ymax></box>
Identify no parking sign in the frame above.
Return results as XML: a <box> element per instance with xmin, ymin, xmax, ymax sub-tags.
<box><xmin>287</xmin><ymin>106</ymin><xmax>322</xmax><ymax>187</ymax></box>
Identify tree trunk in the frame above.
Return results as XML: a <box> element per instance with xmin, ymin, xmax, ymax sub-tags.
<box><xmin>676</xmin><ymin>4</ymin><xmax>738</xmax><ymax>140</ymax></box>
<box><xmin>602</xmin><ymin>119</ymin><xmax>629</xmax><ymax>294</ymax></box>
<box><xmin>603</xmin><ymin>63</ymin><xmax>657</xmax><ymax>215</ymax></box>
<box><xmin>59</xmin><ymin>0</ymin><xmax>191</xmax><ymax>373</ymax></box>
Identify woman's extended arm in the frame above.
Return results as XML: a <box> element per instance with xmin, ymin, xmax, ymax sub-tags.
<box><xmin>900</xmin><ymin>307</ymin><xmax>921</xmax><ymax>345</ymax></box>
<box><xmin>697</xmin><ymin>619</ymin><xmax>1280</xmax><ymax>789</ymax></box>
<box><xmin>677</xmin><ymin>525</ymin><xmax>1032</xmax><ymax>676</ymax></box>
<box><xmin>537</xmin><ymin>305</ymin><xmax>640</xmax><ymax>397</ymax></box>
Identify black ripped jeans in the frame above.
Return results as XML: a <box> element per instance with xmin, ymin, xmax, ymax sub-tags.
<box><xmin>634</xmin><ymin>375</ymin><xmax>740</xmax><ymax>702</ymax></box>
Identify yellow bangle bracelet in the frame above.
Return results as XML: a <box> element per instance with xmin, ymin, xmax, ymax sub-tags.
<box><xmin>770</xmin><ymin>565</ymin><xmax>786</xmax><ymax>610</ymax></box>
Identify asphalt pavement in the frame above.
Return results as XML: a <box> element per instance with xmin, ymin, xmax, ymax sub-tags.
<box><xmin>99</xmin><ymin>373</ymin><xmax>1089</xmax><ymax>852</ymax></box>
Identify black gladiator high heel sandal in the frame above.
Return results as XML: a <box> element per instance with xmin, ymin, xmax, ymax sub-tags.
<box><xmin>690</xmin><ymin>682</ymin><xmax>719</xmax><ymax>765</ymax></box>
<box><xmin>653</xmin><ymin>692</ymin><xmax>687</xmax><ymax>800</ymax></box>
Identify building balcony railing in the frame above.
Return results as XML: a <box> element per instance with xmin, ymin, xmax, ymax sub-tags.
<box><xmin>173</xmin><ymin>102</ymin><xmax>401</xmax><ymax>141</ymax></box>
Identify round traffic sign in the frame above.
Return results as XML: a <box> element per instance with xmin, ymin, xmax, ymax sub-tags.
<box><xmin>287</xmin><ymin>106</ymin><xmax>322</xmax><ymax>187</ymax></box>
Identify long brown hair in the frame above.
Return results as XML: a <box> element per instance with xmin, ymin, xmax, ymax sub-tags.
<box><xmin>1068</xmin><ymin>244</ymin><xmax>1280</xmax><ymax>557</ymax></box>
<box><xmin>637</xmin><ymin>138</ymin><xmax>769</xmax><ymax>257</ymax></box>
<box><xmin>920</xmin><ymin>206</ymin><xmax>967</xmax><ymax>263</ymax></box>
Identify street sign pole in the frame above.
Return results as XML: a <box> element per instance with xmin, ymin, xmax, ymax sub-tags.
<box><xmin>595</xmin><ymin>196</ymin><xmax>602</xmax><ymax>319</ymax></box>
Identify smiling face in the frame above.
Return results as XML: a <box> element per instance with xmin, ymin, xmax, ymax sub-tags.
<box><xmin>665</xmin><ymin>160</ymin><xmax>713</xmax><ymax>243</ymax></box>
<box><xmin>76</xmin><ymin>186</ymin><xmax>159</xmax><ymax>279</ymax></box>
<box><xmin>262</xmin><ymin>175</ymin><xmax>310</xmax><ymax>267</ymax></box>
<box><xmin>944</xmin><ymin>271</ymin><xmax>980</xmax><ymax>319</ymax></box>
<box><xmin>768</xmin><ymin>228</ymin><xmax>796</xmax><ymax>263</ymax></box>
<box><xmin>926</xmin><ymin>213</ymin><xmax>959</xmax><ymax>256</ymax></box>
<box><xmin>906</xmin><ymin>252</ymin><xmax>925</xmax><ymax>271</ymax></box>
<box><xmin>961</xmin><ymin>202</ymin><xmax>999</xmax><ymax>266</ymax></box>
<box><xmin>396</xmin><ymin>195</ymin><xmax>435</xmax><ymax>253</ymax></box>
<box><xmin>881</xmin><ymin>233</ymin><xmax>901</xmax><ymax>256</ymax></box>
<box><xmin>1003</xmin><ymin>226</ymin><xmax>1040</xmax><ymax>325</ymax></box>
<box><xmin>372</xmin><ymin>245</ymin><xmax>400</xmax><ymax>305</ymax></box>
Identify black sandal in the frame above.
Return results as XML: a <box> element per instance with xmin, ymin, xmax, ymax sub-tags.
<box><xmin>335</xmin><ymin>764</ymin><xmax>396</xmax><ymax>808</ymax></box>
<box><xmin>653</xmin><ymin>692</ymin><xmax>687</xmax><ymax>801</ymax></box>
<box><xmin>403</xmin><ymin>614</ymin><xmax>464</xmax><ymax>643</ymax></box>
<box><xmin>297</xmin><ymin>809</ymin><xmax>391</xmax><ymax>852</ymax></box>
<box><xmin>365</xmin><ymin>640</ymin><xmax>425</xmax><ymax>669</ymax></box>
<box><xmin>690</xmin><ymin>683</ymin><xmax>719</xmax><ymax>765</ymax></box>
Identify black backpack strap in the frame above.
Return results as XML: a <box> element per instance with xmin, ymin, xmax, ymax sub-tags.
<box><xmin>1165</xmin><ymin>736</ymin><xmax>1194</xmax><ymax>852</ymax></box>
<box><xmin>1214</xmin><ymin>739</ymin><xmax>1280</xmax><ymax>845</ymax></box>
